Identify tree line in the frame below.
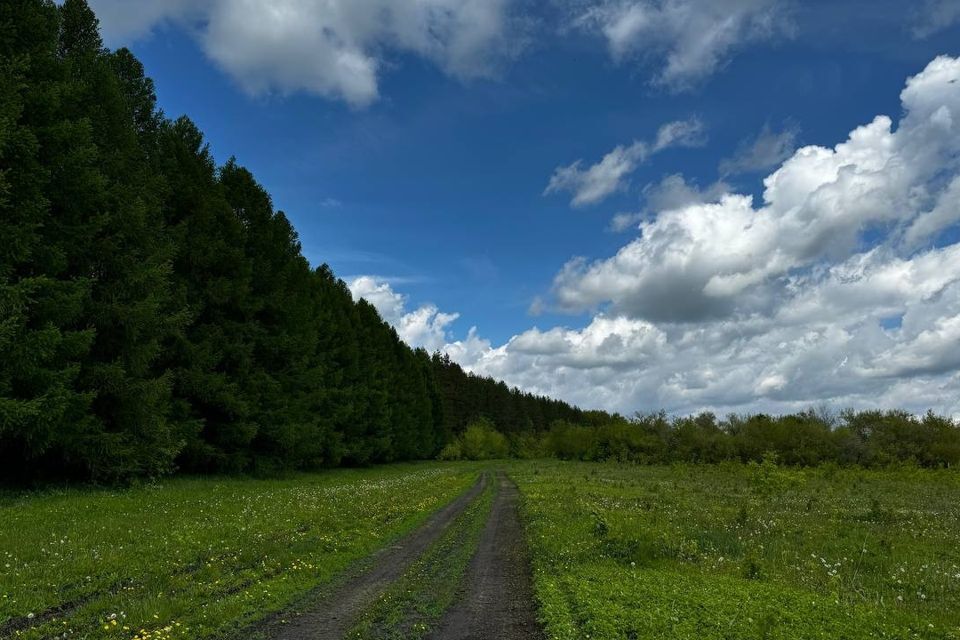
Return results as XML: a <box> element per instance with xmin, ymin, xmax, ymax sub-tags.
<box><xmin>442</xmin><ymin>410</ymin><xmax>959</xmax><ymax>468</ymax></box>
<box><xmin>0</xmin><ymin>0</ymin><xmax>595</xmax><ymax>483</ymax></box>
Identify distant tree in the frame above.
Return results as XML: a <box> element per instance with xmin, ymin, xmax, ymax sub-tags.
<box><xmin>459</xmin><ymin>418</ymin><xmax>509</xmax><ymax>460</ymax></box>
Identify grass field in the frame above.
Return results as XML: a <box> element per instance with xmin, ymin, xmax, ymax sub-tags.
<box><xmin>3</xmin><ymin>461</ymin><xmax>959</xmax><ymax>640</ymax></box>
<box><xmin>0</xmin><ymin>464</ymin><xmax>481</xmax><ymax>640</ymax></box>
<box><xmin>510</xmin><ymin>460</ymin><xmax>960</xmax><ymax>639</ymax></box>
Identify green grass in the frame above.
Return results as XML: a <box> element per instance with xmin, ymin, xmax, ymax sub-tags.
<box><xmin>347</xmin><ymin>472</ymin><xmax>495</xmax><ymax>639</ymax></box>
<box><xmin>7</xmin><ymin>460</ymin><xmax>959</xmax><ymax>640</ymax></box>
<box><xmin>0</xmin><ymin>463</ymin><xmax>482</xmax><ymax>640</ymax></box>
<box><xmin>509</xmin><ymin>460</ymin><xmax>960</xmax><ymax>640</ymax></box>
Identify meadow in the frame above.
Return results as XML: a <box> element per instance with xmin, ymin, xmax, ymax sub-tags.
<box><xmin>0</xmin><ymin>464</ymin><xmax>481</xmax><ymax>640</ymax></box>
<box><xmin>510</xmin><ymin>460</ymin><xmax>960</xmax><ymax>639</ymax></box>
<box><xmin>3</xmin><ymin>460</ymin><xmax>959</xmax><ymax>640</ymax></box>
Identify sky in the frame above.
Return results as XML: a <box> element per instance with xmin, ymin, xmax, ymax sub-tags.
<box><xmin>88</xmin><ymin>0</ymin><xmax>960</xmax><ymax>418</ymax></box>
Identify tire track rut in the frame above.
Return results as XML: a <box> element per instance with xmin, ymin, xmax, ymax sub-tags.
<box><xmin>258</xmin><ymin>474</ymin><xmax>487</xmax><ymax>640</ymax></box>
<box><xmin>427</xmin><ymin>471</ymin><xmax>545</xmax><ymax>640</ymax></box>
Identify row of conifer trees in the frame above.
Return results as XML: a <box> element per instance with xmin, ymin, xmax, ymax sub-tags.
<box><xmin>0</xmin><ymin>0</ymin><xmax>596</xmax><ymax>482</ymax></box>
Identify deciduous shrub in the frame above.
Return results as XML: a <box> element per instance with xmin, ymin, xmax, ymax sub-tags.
<box><xmin>537</xmin><ymin>410</ymin><xmax>960</xmax><ymax>468</ymax></box>
<box><xmin>437</xmin><ymin>418</ymin><xmax>510</xmax><ymax>461</ymax></box>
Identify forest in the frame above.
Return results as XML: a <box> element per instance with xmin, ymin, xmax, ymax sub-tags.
<box><xmin>2</xmin><ymin>1</ymin><xmax>958</xmax><ymax>485</ymax></box>
<box><xmin>0</xmin><ymin>0</ymin><xmax>594</xmax><ymax>483</ymax></box>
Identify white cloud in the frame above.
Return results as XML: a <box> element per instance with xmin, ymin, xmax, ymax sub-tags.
<box><xmin>643</xmin><ymin>173</ymin><xmax>730</xmax><ymax>211</ymax></box>
<box><xmin>87</xmin><ymin>0</ymin><xmax>518</xmax><ymax>106</ymax></box>
<box><xmin>544</xmin><ymin>117</ymin><xmax>705</xmax><ymax>207</ymax></box>
<box><xmin>574</xmin><ymin>0</ymin><xmax>793</xmax><ymax>91</ymax></box>
<box><xmin>719</xmin><ymin>123</ymin><xmax>798</xmax><ymax>176</ymax></box>
<box><xmin>652</xmin><ymin>116</ymin><xmax>709</xmax><ymax>150</ymax></box>
<box><xmin>912</xmin><ymin>0</ymin><xmax>960</xmax><ymax>38</ymax></box>
<box><xmin>545</xmin><ymin>143</ymin><xmax>643</xmax><ymax>207</ymax></box>
<box><xmin>440</xmin><ymin>56</ymin><xmax>960</xmax><ymax>418</ymax></box>
<box><xmin>609</xmin><ymin>212</ymin><xmax>643</xmax><ymax>232</ymax></box>
<box><xmin>349</xmin><ymin>276</ymin><xmax>459</xmax><ymax>352</ymax></box>
<box><xmin>903</xmin><ymin>175</ymin><xmax>960</xmax><ymax>249</ymax></box>
<box><xmin>451</xmin><ymin>259</ymin><xmax>960</xmax><ymax>416</ymax></box>
<box><xmin>441</xmin><ymin>327</ymin><xmax>496</xmax><ymax>367</ymax></box>
<box><xmin>608</xmin><ymin>174</ymin><xmax>728</xmax><ymax>232</ymax></box>
<box><xmin>551</xmin><ymin>56</ymin><xmax>960</xmax><ymax>320</ymax></box>
<box><xmin>85</xmin><ymin>0</ymin><xmax>198</xmax><ymax>43</ymax></box>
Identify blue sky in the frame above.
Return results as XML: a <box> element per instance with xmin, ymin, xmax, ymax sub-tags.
<box><xmin>90</xmin><ymin>0</ymin><xmax>960</xmax><ymax>417</ymax></box>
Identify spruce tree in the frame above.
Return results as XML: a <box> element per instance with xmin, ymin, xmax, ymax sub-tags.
<box><xmin>155</xmin><ymin>118</ymin><xmax>257</xmax><ymax>473</ymax></box>
<box><xmin>219</xmin><ymin>160</ymin><xmax>341</xmax><ymax>471</ymax></box>
<box><xmin>0</xmin><ymin>0</ymin><xmax>96</xmax><ymax>480</ymax></box>
<box><xmin>53</xmin><ymin>0</ymin><xmax>182</xmax><ymax>480</ymax></box>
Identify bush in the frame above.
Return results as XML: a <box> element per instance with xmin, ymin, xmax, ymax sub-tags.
<box><xmin>544</xmin><ymin>421</ymin><xmax>597</xmax><ymax>460</ymax></box>
<box><xmin>509</xmin><ymin>432</ymin><xmax>547</xmax><ymax>459</ymax></box>
<box><xmin>437</xmin><ymin>417</ymin><xmax>509</xmax><ymax>461</ymax></box>
<box><xmin>461</xmin><ymin>418</ymin><xmax>509</xmax><ymax>460</ymax></box>
<box><xmin>437</xmin><ymin>440</ymin><xmax>463</xmax><ymax>461</ymax></box>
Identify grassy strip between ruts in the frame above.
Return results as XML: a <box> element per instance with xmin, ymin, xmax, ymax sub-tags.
<box><xmin>510</xmin><ymin>460</ymin><xmax>960</xmax><ymax>640</ymax></box>
<box><xmin>0</xmin><ymin>463</ymin><xmax>484</xmax><ymax>640</ymax></box>
<box><xmin>346</xmin><ymin>472</ymin><xmax>496</xmax><ymax>640</ymax></box>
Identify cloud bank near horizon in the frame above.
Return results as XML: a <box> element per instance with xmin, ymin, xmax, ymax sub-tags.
<box><xmin>353</xmin><ymin>56</ymin><xmax>960</xmax><ymax>420</ymax></box>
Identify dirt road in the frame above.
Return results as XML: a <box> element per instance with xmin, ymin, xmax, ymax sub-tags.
<box><xmin>257</xmin><ymin>469</ymin><xmax>545</xmax><ymax>640</ymax></box>
<box><xmin>260</xmin><ymin>474</ymin><xmax>487</xmax><ymax>640</ymax></box>
<box><xmin>427</xmin><ymin>472</ymin><xmax>545</xmax><ymax>640</ymax></box>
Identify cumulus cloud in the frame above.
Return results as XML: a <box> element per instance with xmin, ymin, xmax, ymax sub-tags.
<box><xmin>608</xmin><ymin>174</ymin><xmax>729</xmax><ymax>232</ymax></box>
<box><xmin>903</xmin><ymin>175</ymin><xmax>960</xmax><ymax>249</ymax></box>
<box><xmin>574</xmin><ymin>0</ymin><xmax>793</xmax><ymax>90</ymax></box>
<box><xmin>453</xmin><ymin>262</ymin><xmax>960</xmax><ymax>416</ymax></box>
<box><xmin>551</xmin><ymin>56</ymin><xmax>960</xmax><ymax>320</ymax></box>
<box><xmin>544</xmin><ymin>117</ymin><xmax>705</xmax><ymax>207</ymax></box>
<box><xmin>719</xmin><ymin>123</ymin><xmax>798</xmax><ymax>176</ymax></box>
<box><xmin>349</xmin><ymin>276</ymin><xmax>459</xmax><ymax>352</ymax></box>
<box><xmin>87</xmin><ymin>0</ymin><xmax>518</xmax><ymax>106</ymax></box>
<box><xmin>440</xmin><ymin>56</ymin><xmax>960</xmax><ymax>418</ymax></box>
